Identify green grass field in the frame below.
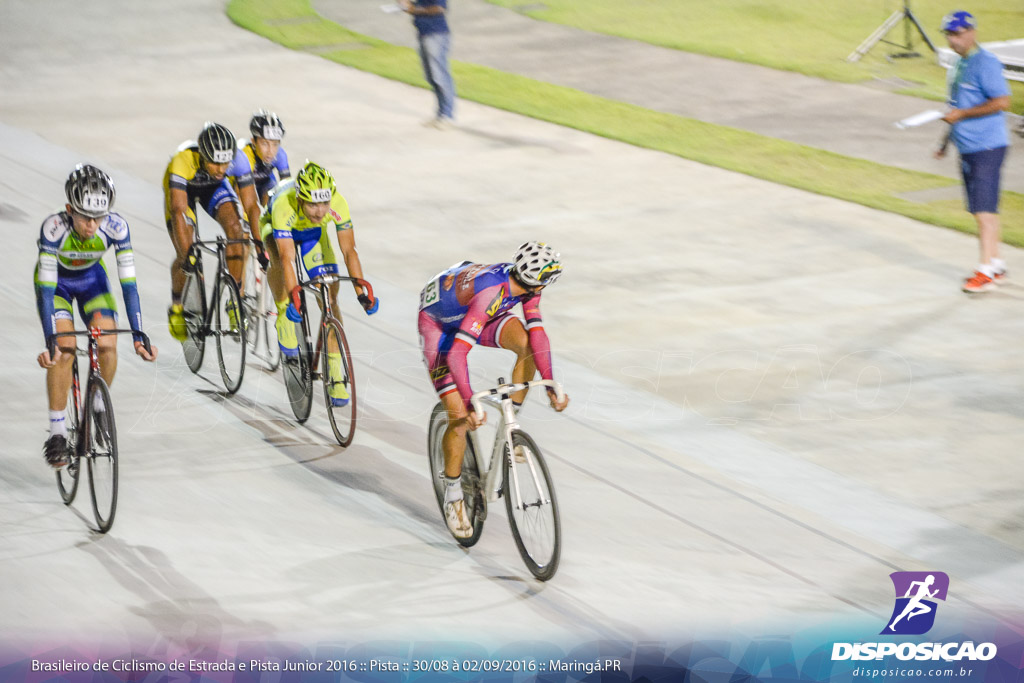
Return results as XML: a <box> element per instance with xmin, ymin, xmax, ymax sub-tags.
<box><xmin>228</xmin><ymin>0</ymin><xmax>1024</xmax><ymax>246</ymax></box>
<box><xmin>485</xmin><ymin>0</ymin><xmax>1024</xmax><ymax>108</ymax></box>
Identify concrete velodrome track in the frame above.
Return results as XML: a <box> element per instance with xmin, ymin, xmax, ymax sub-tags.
<box><xmin>1</xmin><ymin>0</ymin><xmax>1022</xmax><ymax>656</ymax></box>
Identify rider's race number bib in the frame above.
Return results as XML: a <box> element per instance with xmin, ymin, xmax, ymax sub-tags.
<box><xmin>420</xmin><ymin>278</ymin><xmax>440</xmax><ymax>309</ymax></box>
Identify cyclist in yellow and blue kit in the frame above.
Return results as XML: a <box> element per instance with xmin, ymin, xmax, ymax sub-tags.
<box><xmin>164</xmin><ymin>122</ymin><xmax>263</xmax><ymax>341</ymax></box>
<box><xmin>239</xmin><ymin>110</ymin><xmax>291</xmax><ymax>206</ymax></box>
<box><xmin>260</xmin><ymin>162</ymin><xmax>378</xmax><ymax>406</ymax></box>
<box><xmin>35</xmin><ymin>165</ymin><xmax>158</xmax><ymax>467</ymax></box>
<box><xmin>236</xmin><ymin>109</ymin><xmax>291</xmax><ymax>298</ymax></box>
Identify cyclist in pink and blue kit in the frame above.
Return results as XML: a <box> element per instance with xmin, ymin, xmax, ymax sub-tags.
<box><xmin>418</xmin><ymin>241</ymin><xmax>570</xmax><ymax>538</ymax></box>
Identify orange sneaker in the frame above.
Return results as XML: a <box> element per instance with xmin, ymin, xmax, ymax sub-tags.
<box><xmin>992</xmin><ymin>269</ymin><xmax>1008</xmax><ymax>283</ymax></box>
<box><xmin>962</xmin><ymin>271</ymin><xmax>995</xmax><ymax>293</ymax></box>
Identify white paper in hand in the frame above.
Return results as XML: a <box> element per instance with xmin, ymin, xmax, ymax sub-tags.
<box><xmin>895</xmin><ymin>110</ymin><xmax>945</xmax><ymax>129</ymax></box>
<box><xmin>380</xmin><ymin>3</ymin><xmax>403</xmax><ymax>13</ymax></box>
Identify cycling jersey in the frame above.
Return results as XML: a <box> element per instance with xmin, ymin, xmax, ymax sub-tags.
<box><xmin>260</xmin><ymin>179</ymin><xmax>353</xmax><ymax>278</ymax></box>
<box><xmin>237</xmin><ymin>139</ymin><xmax>290</xmax><ymax>201</ymax></box>
<box><xmin>162</xmin><ymin>142</ymin><xmax>253</xmax><ymax>227</ymax></box>
<box><xmin>418</xmin><ymin>261</ymin><xmax>553</xmax><ymax>404</ymax></box>
<box><xmin>34</xmin><ymin>211</ymin><xmax>143</xmax><ymax>344</ymax></box>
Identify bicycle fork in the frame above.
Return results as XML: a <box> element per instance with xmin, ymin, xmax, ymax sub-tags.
<box><xmin>476</xmin><ymin>398</ymin><xmax>550</xmax><ymax>512</ymax></box>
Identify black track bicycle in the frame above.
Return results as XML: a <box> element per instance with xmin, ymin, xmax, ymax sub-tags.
<box><xmin>281</xmin><ymin>272</ymin><xmax>373</xmax><ymax>447</ymax></box>
<box><xmin>180</xmin><ymin>235</ymin><xmax>248</xmax><ymax>394</ymax></box>
<box><xmin>50</xmin><ymin>328</ymin><xmax>152</xmax><ymax>534</ymax></box>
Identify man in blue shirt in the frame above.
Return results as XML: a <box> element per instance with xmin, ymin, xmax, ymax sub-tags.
<box><xmin>934</xmin><ymin>10</ymin><xmax>1011</xmax><ymax>293</ymax></box>
<box><xmin>399</xmin><ymin>0</ymin><xmax>456</xmax><ymax>128</ymax></box>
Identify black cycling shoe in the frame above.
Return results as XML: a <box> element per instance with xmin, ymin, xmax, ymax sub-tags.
<box><xmin>43</xmin><ymin>434</ymin><xmax>71</xmax><ymax>469</ymax></box>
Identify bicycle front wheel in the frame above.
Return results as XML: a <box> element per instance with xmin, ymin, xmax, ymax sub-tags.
<box><xmin>86</xmin><ymin>377</ymin><xmax>118</xmax><ymax>534</ymax></box>
<box><xmin>503</xmin><ymin>429</ymin><xmax>560</xmax><ymax>580</ymax></box>
<box><xmin>214</xmin><ymin>276</ymin><xmax>246</xmax><ymax>394</ymax></box>
<box><xmin>181</xmin><ymin>263</ymin><xmax>206</xmax><ymax>374</ymax></box>
<box><xmin>283</xmin><ymin>323</ymin><xmax>313</xmax><ymax>423</ymax></box>
<box><xmin>321</xmin><ymin>318</ymin><xmax>356</xmax><ymax>447</ymax></box>
<box><xmin>427</xmin><ymin>402</ymin><xmax>485</xmax><ymax>547</ymax></box>
<box><xmin>56</xmin><ymin>357</ymin><xmax>81</xmax><ymax>505</ymax></box>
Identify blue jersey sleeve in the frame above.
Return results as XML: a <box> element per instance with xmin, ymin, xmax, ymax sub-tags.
<box><xmin>228</xmin><ymin>149</ymin><xmax>255</xmax><ymax>188</ymax></box>
<box><xmin>107</xmin><ymin>214</ymin><xmax>145</xmax><ymax>342</ymax></box>
<box><xmin>275</xmin><ymin>147</ymin><xmax>291</xmax><ymax>178</ymax></box>
<box><xmin>35</xmin><ymin>215</ymin><xmax>63</xmax><ymax>345</ymax></box>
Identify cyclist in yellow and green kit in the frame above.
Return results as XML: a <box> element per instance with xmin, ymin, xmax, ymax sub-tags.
<box><xmin>260</xmin><ymin>162</ymin><xmax>378</xmax><ymax>406</ymax></box>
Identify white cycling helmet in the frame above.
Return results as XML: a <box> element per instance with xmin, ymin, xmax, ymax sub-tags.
<box><xmin>512</xmin><ymin>241</ymin><xmax>562</xmax><ymax>287</ymax></box>
<box><xmin>65</xmin><ymin>164</ymin><xmax>115</xmax><ymax>218</ymax></box>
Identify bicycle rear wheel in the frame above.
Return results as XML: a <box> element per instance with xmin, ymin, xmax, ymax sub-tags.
<box><xmin>56</xmin><ymin>357</ymin><xmax>81</xmax><ymax>505</ymax></box>
<box><xmin>86</xmin><ymin>377</ymin><xmax>118</xmax><ymax>534</ymax></box>
<box><xmin>503</xmin><ymin>429</ymin><xmax>560</xmax><ymax>580</ymax></box>
<box><xmin>321</xmin><ymin>318</ymin><xmax>356</xmax><ymax>447</ymax></box>
<box><xmin>427</xmin><ymin>403</ymin><xmax>484</xmax><ymax>547</ymax></box>
<box><xmin>181</xmin><ymin>259</ymin><xmax>206</xmax><ymax>374</ymax></box>
<box><xmin>214</xmin><ymin>276</ymin><xmax>246</xmax><ymax>394</ymax></box>
<box><xmin>283</xmin><ymin>323</ymin><xmax>313</xmax><ymax>422</ymax></box>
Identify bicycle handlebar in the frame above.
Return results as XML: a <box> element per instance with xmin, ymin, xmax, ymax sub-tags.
<box><xmin>300</xmin><ymin>275</ymin><xmax>374</xmax><ymax>302</ymax></box>
<box><xmin>470</xmin><ymin>379</ymin><xmax>565</xmax><ymax>421</ymax></box>
<box><xmin>47</xmin><ymin>329</ymin><xmax>152</xmax><ymax>358</ymax></box>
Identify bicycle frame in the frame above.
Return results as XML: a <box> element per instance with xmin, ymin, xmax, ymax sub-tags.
<box><xmin>187</xmin><ymin>235</ymin><xmax>249</xmax><ymax>337</ymax></box>
<box><xmin>469</xmin><ymin>378</ymin><xmax>564</xmax><ymax>509</ymax></box>
<box><xmin>293</xmin><ymin>266</ymin><xmax>374</xmax><ymax>376</ymax></box>
<box><xmin>47</xmin><ymin>327</ymin><xmax>152</xmax><ymax>456</ymax></box>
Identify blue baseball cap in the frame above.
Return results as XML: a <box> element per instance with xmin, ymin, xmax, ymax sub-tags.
<box><xmin>941</xmin><ymin>10</ymin><xmax>976</xmax><ymax>33</ymax></box>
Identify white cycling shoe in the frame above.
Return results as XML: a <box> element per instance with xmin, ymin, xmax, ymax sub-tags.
<box><xmin>444</xmin><ymin>499</ymin><xmax>473</xmax><ymax>538</ymax></box>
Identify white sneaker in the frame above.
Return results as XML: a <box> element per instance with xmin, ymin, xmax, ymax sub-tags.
<box><xmin>444</xmin><ymin>499</ymin><xmax>473</xmax><ymax>538</ymax></box>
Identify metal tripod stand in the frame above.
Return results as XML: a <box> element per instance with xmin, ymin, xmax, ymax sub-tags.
<box><xmin>847</xmin><ymin>0</ymin><xmax>936</xmax><ymax>62</ymax></box>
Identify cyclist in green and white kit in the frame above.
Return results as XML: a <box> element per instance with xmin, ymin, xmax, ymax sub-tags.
<box><xmin>34</xmin><ymin>165</ymin><xmax>158</xmax><ymax>468</ymax></box>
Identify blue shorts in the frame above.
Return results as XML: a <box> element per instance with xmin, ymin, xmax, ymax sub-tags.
<box><xmin>164</xmin><ymin>178</ymin><xmax>239</xmax><ymax>232</ymax></box>
<box><xmin>961</xmin><ymin>146</ymin><xmax>1006</xmax><ymax>214</ymax></box>
<box><xmin>36</xmin><ymin>262</ymin><xmax>118</xmax><ymax>326</ymax></box>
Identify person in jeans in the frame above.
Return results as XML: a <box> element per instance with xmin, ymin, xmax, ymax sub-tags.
<box><xmin>400</xmin><ymin>0</ymin><xmax>455</xmax><ymax>127</ymax></box>
<box><xmin>934</xmin><ymin>10</ymin><xmax>1011</xmax><ymax>293</ymax></box>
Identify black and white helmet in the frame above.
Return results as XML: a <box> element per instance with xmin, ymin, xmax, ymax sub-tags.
<box><xmin>65</xmin><ymin>164</ymin><xmax>115</xmax><ymax>218</ymax></box>
<box><xmin>197</xmin><ymin>122</ymin><xmax>236</xmax><ymax>164</ymax></box>
<box><xmin>250</xmin><ymin>109</ymin><xmax>285</xmax><ymax>141</ymax></box>
<box><xmin>512</xmin><ymin>241</ymin><xmax>563</xmax><ymax>287</ymax></box>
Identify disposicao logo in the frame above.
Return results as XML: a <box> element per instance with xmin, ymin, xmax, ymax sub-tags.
<box><xmin>882</xmin><ymin>571</ymin><xmax>948</xmax><ymax>635</ymax></box>
<box><xmin>831</xmin><ymin>571</ymin><xmax>997</xmax><ymax>662</ymax></box>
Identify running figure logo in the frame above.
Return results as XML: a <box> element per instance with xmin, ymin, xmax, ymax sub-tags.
<box><xmin>882</xmin><ymin>571</ymin><xmax>949</xmax><ymax>635</ymax></box>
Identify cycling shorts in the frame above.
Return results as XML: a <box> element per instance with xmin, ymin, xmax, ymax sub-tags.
<box><xmin>35</xmin><ymin>261</ymin><xmax>118</xmax><ymax>326</ymax></box>
<box><xmin>164</xmin><ymin>179</ymin><xmax>239</xmax><ymax>231</ymax></box>
<box><xmin>418</xmin><ymin>310</ymin><xmax>518</xmax><ymax>397</ymax></box>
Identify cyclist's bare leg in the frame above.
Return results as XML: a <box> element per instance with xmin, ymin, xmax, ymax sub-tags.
<box><xmin>498</xmin><ymin>318</ymin><xmax>536</xmax><ymax>405</ymax></box>
<box><xmin>216</xmin><ymin>201</ymin><xmax>245</xmax><ymax>287</ymax></box>
<box><xmin>168</xmin><ymin>217</ymin><xmax>196</xmax><ymax>302</ymax></box>
<box><xmin>265</xmin><ymin>237</ymin><xmax>286</xmax><ymax>305</ymax></box>
<box><xmin>46</xmin><ymin>318</ymin><xmax>77</xmax><ymax>411</ymax></box>
<box><xmin>91</xmin><ymin>313</ymin><xmax>118</xmax><ymax>386</ymax></box>
<box><xmin>441</xmin><ymin>390</ymin><xmax>471</xmax><ymax>478</ymax></box>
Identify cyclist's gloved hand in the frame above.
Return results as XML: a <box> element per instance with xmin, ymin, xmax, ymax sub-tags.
<box><xmin>254</xmin><ymin>241</ymin><xmax>270</xmax><ymax>271</ymax></box>
<box><xmin>286</xmin><ymin>286</ymin><xmax>303</xmax><ymax>322</ymax></box>
<box><xmin>358</xmin><ymin>293</ymin><xmax>379</xmax><ymax>315</ymax></box>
